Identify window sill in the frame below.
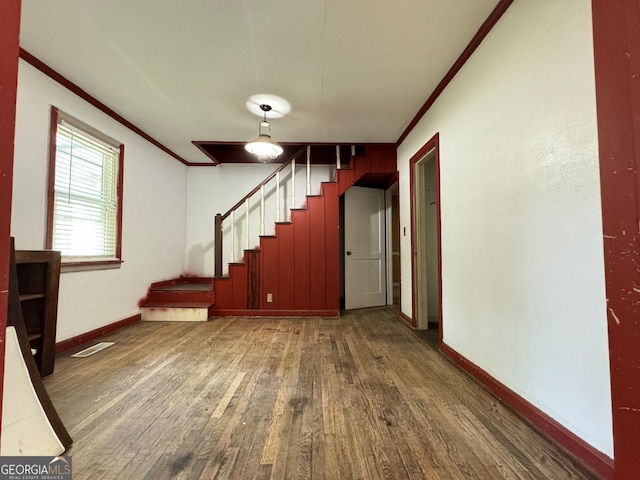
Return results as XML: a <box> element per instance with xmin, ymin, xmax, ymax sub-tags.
<box><xmin>61</xmin><ymin>259</ymin><xmax>123</xmax><ymax>273</ymax></box>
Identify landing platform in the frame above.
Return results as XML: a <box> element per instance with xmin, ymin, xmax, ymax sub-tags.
<box><xmin>153</xmin><ymin>282</ymin><xmax>213</xmax><ymax>292</ymax></box>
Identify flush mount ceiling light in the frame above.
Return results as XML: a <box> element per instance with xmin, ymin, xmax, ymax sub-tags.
<box><xmin>246</xmin><ymin>94</ymin><xmax>291</xmax><ymax>118</ymax></box>
<box><xmin>245</xmin><ymin>104</ymin><xmax>283</xmax><ymax>162</ymax></box>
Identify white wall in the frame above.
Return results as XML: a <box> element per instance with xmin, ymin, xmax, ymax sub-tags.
<box><xmin>11</xmin><ymin>61</ymin><xmax>188</xmax><ymax>341</ymax></box>
<box><xmin>397</xmin><ymin>0</ymin><xmax>612</xmax><ymax>456</ymax></box>
<box><xmin>185</xmin><ymin>163</ymin><xmax>335</xmax><ymax>276</ymax></box>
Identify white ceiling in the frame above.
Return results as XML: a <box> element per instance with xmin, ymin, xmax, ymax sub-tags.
<box><xmin>19</xmin><ymin>0</ymin><xmax>500</xmax><ymax>163</ymax></box>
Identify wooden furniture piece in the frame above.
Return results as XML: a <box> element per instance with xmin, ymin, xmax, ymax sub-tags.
<box><xmin>4</xmin><ymin>238</ymin><xmax>72</xmax><ymax>451</ymax></box>
<box><xmin>14</xmin><ymin>247</ymin><xmax>61</xmax><ymax>377</ymax></box>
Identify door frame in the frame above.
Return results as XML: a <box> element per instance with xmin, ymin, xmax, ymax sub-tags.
<box><xmin>410</xmin><ymin>134</ymin><xmax>442</xmax><ymax>339</ymax></box>
<box><xmin>344</xmin><ymin>185</ymin><xmax>387</xmax><ymax>310</ymax></box>
<box><xmin>385</xmin><ymin>183</ymin><xmax>399</xmax><ymax>305</ymax></box>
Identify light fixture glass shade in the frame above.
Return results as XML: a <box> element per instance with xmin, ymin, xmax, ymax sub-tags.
<box><xmin>245</xmin><ymin>120</ymin><xmax>283</xmax><ymax>162</ymax></box>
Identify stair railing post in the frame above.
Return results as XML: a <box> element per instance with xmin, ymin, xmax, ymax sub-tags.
<box><xmin>336</xmin><ymin>144</ymin><xmax>341</xmax><ymax>170</ymax></box>
<box><xmin>260</xmin><ymin>185</ymin><xmax>265</xmax><ymax>236</ymax></box>
<box><xmin>214</xmin><ymin>214</ymin><xmax>223</xmax><ymax>277</ymax></box>
<box><xmin>230</xmin><ymin>210</ymin><xmax>235</xmax><ymax>264</ymax></box>
<box><xmin>306</xmin><ymin>146</ymin><xmax>311</xmax><ymax>196</ymax></box>
<box><xmin>291</xmin><ymin>157</ymin><xmax>296</xmax><ymax>211</ymax></box>
<box><xmin>245</xmin><ymin>198</ymin><xmax>250</xmax><ymax>250</ymax></box>
<box><xmin>276</xmin><ymin>171</ymin><xmax>281</xmax><ymax>222</ymax></box>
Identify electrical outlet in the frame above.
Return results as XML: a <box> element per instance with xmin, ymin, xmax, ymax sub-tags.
<box><xmin>267</xmin><ymin>293</ymin><xmax>273</xmax><ymax>303</ymax></box>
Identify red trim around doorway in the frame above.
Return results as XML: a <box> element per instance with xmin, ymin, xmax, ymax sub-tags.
<box><xmin>399</xmin><ymin>311</ymin><xmax>415</xmax><ymax>328</ymax></box>
<box><xmin>407</xmin><ymin>133</ymin><xmax>442</xmax><ymax>341</ymax></box>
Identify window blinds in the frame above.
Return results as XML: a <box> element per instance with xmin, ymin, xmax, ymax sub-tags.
<box><xmin>53</xmin><ymin>120</ymin><xmax>120</xmax><ymax>260</ymax></box>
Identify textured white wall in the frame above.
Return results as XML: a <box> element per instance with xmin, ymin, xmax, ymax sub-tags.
<box><xmin>11</xmin><ymin>61</ymin><xmax>188</xmax><ymax>341</ymax></box>
<box><xmin>185</xmin><ymin>163</ymin><xmax>335</xmax><ymax>276</ymax></box>
<box><xmin>397</xmin><ymin>0</ymin><xmax>612</xmax><ymax>455</ymax></box>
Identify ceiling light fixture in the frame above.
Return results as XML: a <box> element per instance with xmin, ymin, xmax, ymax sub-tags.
<box><xmin>245</xmin><ymin>104</ymin><xmax>283</xmax><ymax>162</ymax></box>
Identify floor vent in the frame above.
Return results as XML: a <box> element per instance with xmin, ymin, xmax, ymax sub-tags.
<box><xmin>71</xmin><ymin>342</ymin><xmax>115</xmax><ymax>358</ymax></box>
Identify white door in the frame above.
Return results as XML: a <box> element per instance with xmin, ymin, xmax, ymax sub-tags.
<box><xmin>345</xmin><ymin>186</ymin><xmax>387</xmax><ymax>309</ymax></box>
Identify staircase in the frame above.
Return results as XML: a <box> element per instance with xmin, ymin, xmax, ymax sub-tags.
<box><xmin>139</xmin><ymin>144</ymin><xmax>397</xmax><ymax>321</ymax></box>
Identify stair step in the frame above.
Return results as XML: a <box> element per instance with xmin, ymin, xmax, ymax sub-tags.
<box><xmin>150</xmin><ymin>277</ymin><xmax>212</xmax><ymax>289</ymax></box>
<box><xmin>145</xmin><ymin>287</ymin><xmax>214</xmax><ymax>304</ymax></box>
<box><xmin>141</xmin><ymin>301</ymin><xmax>213</xmax><ymax>308</ymax></box>
<box><xmin>140</xmin><ymin>302</ymin><xmax>212</xmax><ymax>322</ymax></box>
<box><xmin>151</xmin><ymin>282</ymin><xmax>212</xmax><ymax>292</ymax></box>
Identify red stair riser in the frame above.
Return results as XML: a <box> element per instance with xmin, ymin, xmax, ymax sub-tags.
<box><xmin>147</xmin><ymin>290</ymin><xmax>215</xmax><ymax>304</ymax></box>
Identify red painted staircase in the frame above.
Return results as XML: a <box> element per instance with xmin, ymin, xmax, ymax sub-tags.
<box><xmin>140</xmin><ymin>145</ymin><xmax>397</xmax><ymax>321</ymax></box>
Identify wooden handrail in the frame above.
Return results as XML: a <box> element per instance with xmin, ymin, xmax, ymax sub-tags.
<box><xmin>219</xmin><ymin>145</ymin><xmax>308</xmax><ymax>221</ymax></box>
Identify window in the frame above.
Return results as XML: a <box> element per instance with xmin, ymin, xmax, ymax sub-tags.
<box><xmin>47</xmin><ymin>107</ymin><xmax>124</xmax><ymax>267</ymax></box>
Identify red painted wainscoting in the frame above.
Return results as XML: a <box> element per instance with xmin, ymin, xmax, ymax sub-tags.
<box><xmin>308</xmin><ymin>196</ymin><xmax>327</xmax><ymax>310</ymax></box>
<box><xmin>258</xmin><ymin>182</ymin><xmax>340</xmax><ymax>314</ymax></box>
<box><xmin>276</xmin><ymin>222</ymin><xmax>296</xmax><ymax>310</ymax></box>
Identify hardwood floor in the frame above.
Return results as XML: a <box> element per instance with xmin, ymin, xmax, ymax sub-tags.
<box><xmin>45</xmin><ymin>307</ymin><xmax>599</xmax><ymax>479</ymax></box>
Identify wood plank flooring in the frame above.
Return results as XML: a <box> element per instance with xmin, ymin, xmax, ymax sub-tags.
<box><xmin>44</xmin><ymin>307</ymin><xmax>599</xmax><ymax>480</ymax></box>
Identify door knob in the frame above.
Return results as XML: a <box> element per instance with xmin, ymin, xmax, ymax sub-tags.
<box><xmin>346</xmin><ymin>251</ymin><xmax>352</xmax><ymax>255</ymax></box>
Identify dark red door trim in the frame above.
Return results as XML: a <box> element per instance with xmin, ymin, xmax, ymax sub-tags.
<box><xmin>408</xmin><ymin>133</ymin><xmax>443</xmax><ymax>345</ymax></box>
<box><xmin>0</xmin><ymin>0</ymin><xmax>22</xmax><ymax>432</ymax></box>
<box><xmin>592</xmin><ymin>1</ymin><xmax>640</xmax><ymax>478</ymax></box>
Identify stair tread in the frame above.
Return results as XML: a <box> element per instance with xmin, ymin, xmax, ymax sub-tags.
<box><xmin>152</xmin><ymin>283</ymin><xmax>213</xmax><ymax>292</ymax></box>
<box><xmin>141</xmin><ymin>301</ymin><xmax>213</xmax><ymax>308</ymax></box>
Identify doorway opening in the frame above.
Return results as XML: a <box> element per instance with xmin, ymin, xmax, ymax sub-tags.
<box><xmin>340</xmin><ymin>178</ymin><xmax>399</xmax><ymax>311</ymax></box>
<box><xmin>342</xmin><ymin>186</ymin><xmax>387</xmax><ymax>310</ymax></box>
<box><xmin>386</xmin><ymin>183</ymin><xmax>400</xmax><ymax>306</ymax></box>
<box><xmin>411</xmin><ymin>142</ymin><xmax>441</xmax><ymax>333</ymax></box>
